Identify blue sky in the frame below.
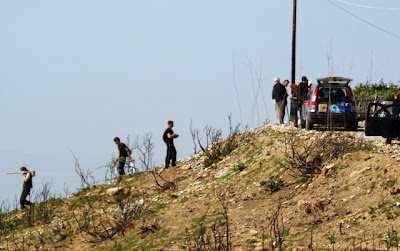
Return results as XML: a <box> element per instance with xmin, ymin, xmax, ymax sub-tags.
<box><xmin>1</xmin><ymin>0</ymin><xmax>399</xmax><ymax>204</ymax></box>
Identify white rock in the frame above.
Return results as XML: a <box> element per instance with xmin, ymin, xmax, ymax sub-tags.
<box><xmin>250</xmin><ymin>229</ymin><xmax>258</xmax><ymax>235</ymax></box>
<box><xmin>325</xmin><ymin>164</ymin><xmax>334</xmax><ymax>169</ymax></box>
<box><xmin>215</xmin><ymin>167</ymin><xmax>231</xmax><ymax>178</ymax></box>
<box><xmin>349</xmin><ymin>171</ymin><xmax>358</xmax><ymax>178</ymax></box>
<box><xmin>180</xmin><ymin>166</ymin><xmax>191</xmax><ymax>170</ymax></box>
<box><xmin>106</xmin><ymin>187</ymin><xmax>123</xmax><ymax>196</ymax></box>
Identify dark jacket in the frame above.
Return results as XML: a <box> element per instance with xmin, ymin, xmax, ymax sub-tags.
<box><xmin>298</xmin><ymin>82</ymin><xmax>308</xmax><ymax>100</ymax></box>
<box><xmin>272</xmin><ymin>83</ymin><xmax>286</xmax><ymax>101</ymax></box>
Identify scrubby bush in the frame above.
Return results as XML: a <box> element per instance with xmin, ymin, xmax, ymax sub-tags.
<box><xmin>184</xmin><ymin>196</ymin><xmax>231</xmax><ymax>250</ymax></box>
<box><xmin>195</xmin><ymin>120</ymin><xmax>241</xmax><ymax>167</ymax></box>
<box><xmin>233</xmin><ymin>161</ymin><xmax>246</xmax><ymax>172</ymax></box>
<box><xmin>72</xmin><ymin>189</ymin><xmax>151</xmax><ymax>243</ymax></box>
<box><xmin>353</xmin><ymin>80</ymin><xmax>400</xmax><ymax>108</ymax></box>
<box><xmin>283</xmin><ymin>131</ymin><xmax>373</xmax><ymax>177</ymax></box>
<box><xmin>260</xmin><ymin>175</ymin><xmax>285</xmax><ymax>194</ymax></box>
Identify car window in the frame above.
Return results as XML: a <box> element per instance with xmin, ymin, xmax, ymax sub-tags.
<box><xmin>317</xmin><ymin>87</ymin><xmax>350</xmax><ymax>101</ymax></box>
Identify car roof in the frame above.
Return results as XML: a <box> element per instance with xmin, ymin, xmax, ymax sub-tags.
<box><xmin>317</xmin><ymin>77</ymin><xmax>353</xmax><ymax>86</ymax></box>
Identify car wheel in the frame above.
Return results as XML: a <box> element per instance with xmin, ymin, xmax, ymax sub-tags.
<box><xmin>347</xmin><ymin>122</ymin><xmax>358</xmax><ymax>132</ymax></box>
<box><xmin>305</xmin><ymin>117</ymin><xmax>313</xmax><ymax>130</ymax></box>
<box><xmin>300</xmin><ymin>119</ymin><xmax>306</xmax><ymax>129</ymax></box>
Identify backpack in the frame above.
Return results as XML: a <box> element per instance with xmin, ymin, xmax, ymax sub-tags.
<box><xmin>163</xmin><ymin>130</ymin><xmax>168</xmax><ymax>143</ymax></box>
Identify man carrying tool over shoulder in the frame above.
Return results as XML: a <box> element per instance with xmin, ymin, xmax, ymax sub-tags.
<box><xmin>20</xmin><ymin>166</ymin><xmax>33</xmax><ymax>209</ymax></box>
<box><xmin>113</xmin><ymin>137</ymin><xmax>133</xmax><ymax>177</ymax></box>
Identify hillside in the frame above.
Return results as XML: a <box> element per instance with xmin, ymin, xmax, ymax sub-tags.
<box><xmin>1</xmin><ymin>125</ymin><xmax>400</xmax><ymax>250</ymax></box>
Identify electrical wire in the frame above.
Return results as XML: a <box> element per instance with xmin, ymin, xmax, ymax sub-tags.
<box><xmin>334</xmin><ymin>0</ymin><xmax>400</xmax><ymax>11</ymax></box>
<box><xmin>328</xmin><ymin>0</ymin><xmax>400</xmax><ymax>40</ymax></box>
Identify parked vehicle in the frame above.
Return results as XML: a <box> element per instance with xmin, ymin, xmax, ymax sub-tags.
<box><xmin>300</xmin><ymin>77</ymin><xmax>358</xmax><ymax>131</ymax></box>
<box><xmin>365</xmin><ymin>102</ymin><xmax>400</xmax><ymax>144</ymax></box>
<box><xmin>356</xmin><ymin>95</ymin><xmax>383</xmax><ymax>121</ymax></box>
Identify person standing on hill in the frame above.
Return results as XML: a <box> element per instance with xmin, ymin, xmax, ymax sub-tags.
<box><xmin>20</xmin><ymin>166</ymin><xmax>33</xmax><ymax>209</ymax></box>
<box><xmin>392</xmin><ymin>92</ymin><xmax>400</xmax><ymax>117</ymax></box>
<box><xmin>113</xmin><ymin>137</ymin><xmax>133</xmax><ymax>177</ymax></box>
<box><xmin>272</xmin><ymin>77</ymin><xmax>286</xmax><ymax>124</ymax></box>
<box><xmin>394</xmin><ymin>92</ymin><xmax>400</xmax><ymax>104</ymax></box>
<box><xmin>290</xmin><ymin>83</ymin><xmax>299</xmax><ymax>127</ymax></box>
<box><xmin>282</xmin><ymin>80</ymin><xmax>290</xmax><ymax>123</ymax></box>
<box><xmin>298</xmin><ymin>76</ymin><xmax>309</xmax><ymax>118</ymax></box>
<box><xmin>163</xmin><ymin>120</ymin><xmax>179</xmax><ymax>169</ymax></box>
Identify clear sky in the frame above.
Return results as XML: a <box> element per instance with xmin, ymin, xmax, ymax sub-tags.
<box><xmin>1</xmin><ymin>0</ymin><xmax>399</xmax><ymax>204</ymax></box>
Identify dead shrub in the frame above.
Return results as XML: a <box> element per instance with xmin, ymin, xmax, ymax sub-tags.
<box><xmin>283</xmin><ymin>131</ymin><xmax>372</xmax><ymax>177</ymax></box>
<box><xmin>192</xmin><ymin>115</ymin><xmax>250</xmax><ymax>167</ymax></box>
<box><xmin>184</xmin><ymin>195</ymin><xmax>232</xmax><ymax>250</ymax></box>
<box><xmin>133</xmin><ymin>132</ymin><xmax>176</xmax><ymax>192</ymax></box>
<box><xmin>72</xmin><ymin>152</ymin><xmax>97</xmax><ymax>189</ymax></box>
<box><xmin>267</xmin><ymin>201</ymin><xmax>285</xmax><ymax>250</ymax></box>
<box><xmin>72</xmin><ymin>188</ymin><xmax>150</xmax><ymax>243</ymax></box>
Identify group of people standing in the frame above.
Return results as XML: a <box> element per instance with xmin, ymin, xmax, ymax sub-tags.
<box><xmin>272</xmin><ymin>76</ymin><xmax>311</xmax><ymax>127</ymax></box>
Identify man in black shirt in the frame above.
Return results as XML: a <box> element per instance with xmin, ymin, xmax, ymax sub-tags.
<box><xmin>113</xmin><ymin>137</ymin><xmax>133</xmax><ymax>176</ymax></box>
<box><xmin>163</xmin><ymin>121</ymin><xmax>179</xmax><ymax>169</ymax></box>
<box><xmin>298</xmin><ymin>76</ymin><xmax>309</xmax><ymax>118</ymax></box>
<box><xmin>272</xmin><ymin>77</ymin><xmax>288</xmax><ymax>124</ymax></box>
<box><xmin>20</xmin><ymin>166</ymin><xmax>33</xmax><ymax>209</ymax></box>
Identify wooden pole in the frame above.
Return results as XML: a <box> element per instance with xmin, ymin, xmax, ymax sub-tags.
<box><xmin>292</xmin><ymin>0</ymin><xmax>297</xmax><ymax>85</ymax></box>
<box><xmin>6</xmin><ymin>171</ymin><xmax>36</xmax><ymax>176</ymax></box>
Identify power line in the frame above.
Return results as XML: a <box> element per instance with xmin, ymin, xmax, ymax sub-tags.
<box><xmin>328</xmin><ymin>0</ymin><xmax>400</xmax><ymax>40</ymax></box>
<box><xmin>334</xmin><ymin>0</ymin><xmax>400</xmax><ymax>11</ymax></box>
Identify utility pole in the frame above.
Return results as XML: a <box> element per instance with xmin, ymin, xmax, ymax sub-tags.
<box><xmin>291</xmin><ymin>0</ymin><xmax>297</xmax><ymax>84</ymax></box>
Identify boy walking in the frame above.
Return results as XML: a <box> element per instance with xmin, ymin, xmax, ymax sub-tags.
<box><xmin>113</xmin><ymin>137</ymin><xmax>133</xmax><ymax>176</ymax></box>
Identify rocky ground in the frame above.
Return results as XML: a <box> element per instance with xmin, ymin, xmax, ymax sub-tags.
<box><xmin>1</xmin><ymin>124</ymin><xmax>400</xmax><ymax>250</ymax></box>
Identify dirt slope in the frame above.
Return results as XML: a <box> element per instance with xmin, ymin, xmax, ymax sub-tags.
<box><xmin>1</xmin><ymin>124</ymin><xmax>400</xmax><ymax>250</ymax></box>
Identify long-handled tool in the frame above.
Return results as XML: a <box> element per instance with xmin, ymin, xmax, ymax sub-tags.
<box><xmin>6</xmin><ymin>171</ymin><xmax>36</xmax><ymax>177</ymax></box>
